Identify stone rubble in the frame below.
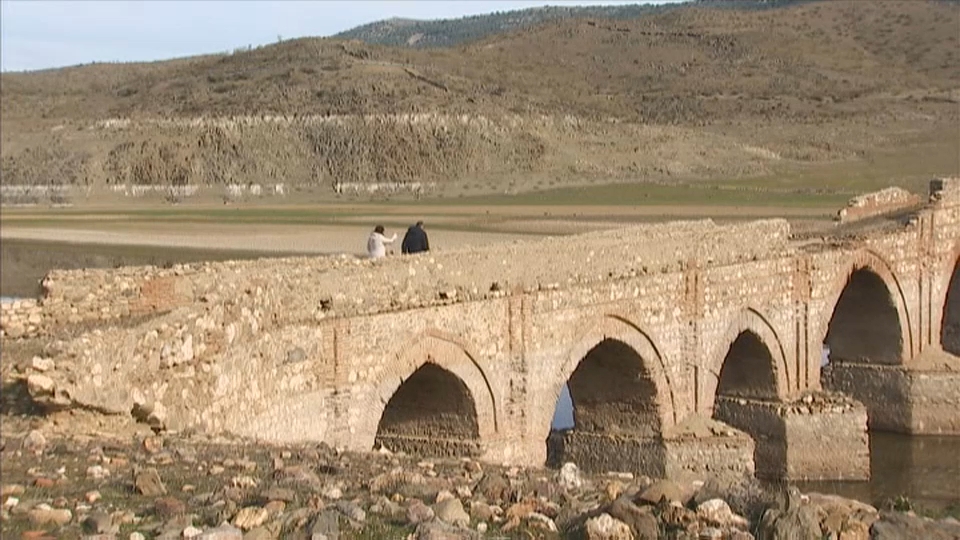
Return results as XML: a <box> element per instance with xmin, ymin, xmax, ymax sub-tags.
<box><xmin>2</xmin><ymin>427</ymin><xmax>957</xmax><ymax>540</ymax></box>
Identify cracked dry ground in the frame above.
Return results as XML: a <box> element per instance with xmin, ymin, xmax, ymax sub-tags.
<box><xmin>4</xmin><ymin>335</ymin><xmax>960</xmax><ymax>540</ymax></box>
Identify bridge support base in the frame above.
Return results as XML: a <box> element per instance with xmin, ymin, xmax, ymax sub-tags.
<box><xmin>715</xmin><ymin>395</ymin><xmax>869</xmax><ymax>481</ymax></box>
<box><xmin>823</xmin><ymin>360</ymin><xmax>960</xmax><ymax>435</ymax></box>
<box><xmin>374</xmin><ymin>434</ymin><xmax>483</xmax><ymax>458</ymax></box>
<box><xmin>546</xmin><ymin>422</ymin><xmax>754</xmax><ymax>482</ymax></box>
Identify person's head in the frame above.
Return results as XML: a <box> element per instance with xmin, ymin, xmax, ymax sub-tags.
<box><xmin>374</xmin><ymin>225</ymin><xmax>385</xmax><ymax>234</ymax></box>
<box><xmin>416</xmin><ymin>220</ymin><xmax>424</xmax><ymax>228</ymax></box>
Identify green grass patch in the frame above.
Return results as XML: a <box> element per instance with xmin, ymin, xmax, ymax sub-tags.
<box><xmin>416</xmin><ymin>181</ymin><xmax>851</xmax><ymax>207</ymax></box>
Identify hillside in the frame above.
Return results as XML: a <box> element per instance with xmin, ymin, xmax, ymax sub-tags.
<box><xmin>334</xmin><ymin>3</ymin><xmax>679</xmax><ymax>49</ymax></box>
<box><xmin>333</xmin><ymin>0</ymin><xmax>814</xmax><ymax>50</ymax></box>
<box><xmin>1</xmin><ymin>0</ymin><xmax>958</xmax><ymax>201</ymax></box>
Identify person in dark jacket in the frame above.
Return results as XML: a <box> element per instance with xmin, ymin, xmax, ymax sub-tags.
<box><xmin>401</xmin><ymin>221</ymin><xmax>430</xmax><ymax>254</ymax></box>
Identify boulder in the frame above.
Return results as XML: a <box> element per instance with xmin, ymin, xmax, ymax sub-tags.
<box><xmin>585</xmin><ymin>513</ymin><xmax>634</xmax><ymax>540</ymax></box>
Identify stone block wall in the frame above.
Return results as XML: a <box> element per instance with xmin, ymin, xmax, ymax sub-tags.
<box><xmin>546</xmin><ymin>427</ymin><xmax>756</xmax><ymax>483</ymax></box>
<box><xmin>713</xmin><ymin>398</ymin><xmax>787</xmax><ymax>479</ymax></box>
<box><xmin>836</xmin><ymin>187</ymin><xmax>921</xmax><ymax>223</ymax></box>
<box><xmin>929</xmin><ymin>176</ymin><xmax>960</xmax><ymax>206</ymax></box>
<box><xmin>903</xmin><ymin>369</ymin><xmax>960</xmax><ymax>434</ymax></box>
<box><xmin>661</xmin><ymin>432</ymin><xmax>755</xmax><ymax>482</ymax></box>
<box><xmin>0</xmin><ymin>265</ymin><xmax>203</xmax><ymax>338</ymax></box>
<box><xmin>929</xmin><ymin>178</ymin><xmax>960</xmax><ymax>354</ymax></box>
<box><xmin>0</xmin><ymin>298</ymin><xmax>44</xmax><ymax>338</ymax></box>
<box><xmin>823</xmin><ymin>361</ymin><xmax>960</xmax><ymax>435</ymax></box>
<box><xmin>547</xmin><ymin>431</ymin><xmax>667</xmax><ymax>476</ymax></box>
<box><xmin>822</xmin><ymin>363</ymin><xmax>910</xmax><ymax>432</ymax></box>
<box><xmin>714</xmin><ymin>395</ymin><xmax>868</xmax><ymax>481</ymax></box>
<box><xmin>781</xmin><ymin>403</ymin><xmax>868</xmax><ymax>481</ymax></box>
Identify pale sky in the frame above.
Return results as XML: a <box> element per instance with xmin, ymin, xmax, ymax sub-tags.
<box><xmin>1</xmin><ymin>0</ymin><xmax>682</xmax><ymax>72</ymax></box>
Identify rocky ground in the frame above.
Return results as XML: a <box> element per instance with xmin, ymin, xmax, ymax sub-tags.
<box><xmin>3</xmin><ymin>337</ymin><xmax>960</xmax><ymax>540</ymax></box>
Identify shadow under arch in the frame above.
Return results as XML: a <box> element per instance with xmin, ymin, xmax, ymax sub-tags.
<box><xmin>362</xmin><ymin>331</ymin><xmax>498</xmax><ymax>456</ymax></box>
<box><xmin>704</xmin><ymin>307</ymin><xmax>791</xmax><ymax>402</ymax></box>
<box><xmin>821</xmin><ymin>250</ymin><xmax>913</xmax><ymax>364</ymax></box>
<box><xmin>552</xmin><ymin>314</ymin><xmax>678</xmax><ymax>433</ymax></box>
<box><xmin>706</xmin><ymin>309</ymin><xmax>793</xmax><ymax>479</ymax></box>
<box><xmin>542</xmin><ymin>314</ymin><xmax>678</xmax><ymax>474</ymax></box>
<box><xmin>940</xmin><ymin>247</ymin><xmax>960</xmax><ymax>355</ymax></box>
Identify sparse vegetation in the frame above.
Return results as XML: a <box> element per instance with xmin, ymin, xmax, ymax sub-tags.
<box><xmin>0</xmin><ymin>0</ymin><xmax>957</xmax><ymax>200</ymax></box>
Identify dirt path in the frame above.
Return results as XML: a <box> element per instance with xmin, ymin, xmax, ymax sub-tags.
<box><xmin>0</xmin><ymin>225</ymin><xmax>544</xmax><ymax>256</ymax></box>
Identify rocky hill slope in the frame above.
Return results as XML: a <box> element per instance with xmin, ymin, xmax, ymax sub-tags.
<box><xmin>334</xmin><ymin>3</ymin><xmax>679</xmax><ymax>49</ymax></box>
<box><xmin>333</xmin><ymin>1</ymin><xmax>821</xmax><ymax>50</ymax></box>
<box><xmin>1</xmin><ymin>0</ymin><xmax>957</xmax><ymax>198</ymax></box>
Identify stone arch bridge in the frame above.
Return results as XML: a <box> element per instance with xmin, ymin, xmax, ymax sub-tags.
<box><xmin>14</xmin><ymin>178</ymin><xmax>960</xmax><ymax>482</ymax></box>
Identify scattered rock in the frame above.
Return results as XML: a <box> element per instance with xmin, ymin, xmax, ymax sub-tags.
<box><xmin>1</xmin><ymin>484</ymin><xmax>25</xmax><ymax>498</ymax></box>
<box><xmin>309</xmin><ymin>509</ymin><xmax>340</xmax><ymax>540</ymax></box>
<box><xmin>262</xmin><ymin>487</ymin><xmax>297</xmax><ymax>502</ymax></box>
<box><xmin>700</xmin><ymin>527</ymin><xmax>723</xmax><ymax>539</ymax></box>
<box><xmin>407</xmin><ymin>499</ymin><xmax>436</xmax><ymax>525</ymax></box>
<box><xmin>608</xmin><ymin>497</ymin><xmax>659</xmax><ymax>539</ymax></box>
<box><xmin>637</xmin><ymin>480</ymin><xmax>684</xmax><ymax>505</ymax></box>
<box><xmin>526</xmin><ymin>512</ymin><xmax>559</xmax><ymax>533</ymax></box>
<box><xmin>21</xmin><ymin>430</ymin><xmax>46</xmax><ymax>454</ymax></box>
<box><xmin>154</xmin><ymin>496</ymin><xmax>186</xmax><ymax>518</ymax></box>
<box><xmin>28</xmin><ymin>506</ymin><xmax>72</xmax><ymax>527</ymax></box>
<box><xmin>264</xmin><ymin>500</ymin><xmax>285</xmax><ymax>517</ymax></box>
<box><xmin>131</xmin><ymin>401</ymin><xmax>167</xmax><ymax>431</ymax></box>
<box><xmin>86</xmin><ymin>465</ymin><xmax>110</xmax><ymax>480</ymax></box>
<box><xmin>143</xmin><ymin>436</ymin><xmax>164</xmax><ymax>454</ymax></box>
<box><xmin>197</xmin><ymin>524</ymin><xmax>244</xmax><ymax>540</ymax></box>
<box><xmin>697</xmin><ymin>498</ymin><xmax>749</xmax><ymax>529</ymax></box>
<box><xmin>870</xmin><ymin>510</ymin><xmax>960</xmax><ymax>540</ymax></box>
<box><xmin>81</xmin><ymin>510</ymin><xmax>114</xmax><ymax>534</ymax></box>
<box><xmin>756</xmin><ymin>487</ymin><xmax>821</xmax><ymax>540</ymax></box>
<box><xmin>30</xmin><ymin>357</ymin><xmax>55</xmax><ymax>372</ymax></box>
<box><xmin>468</xmin><ymin>501</ymin><xmax>498</xmax><ymax>522</ymax></box>
<box><xmin>473</xmin><ymin>472</ymin><xmax>511</xmax><ymax>504</ymax></box>
<box><xmin>26</xmin><ymin>374</ymin><xmax>54</xmax><ymax>396</ymax></box>
<box><xmin>434</xmin><ymin>498</ymin><xmax>470</xmax><ymax>527</ymax></box>
<box><xmin>414</xmin><ymin>521</ymin><xmax>480</xmax><ymax>540</ymax></box>
<box><xmin>232</xmin><ymin>506</ymin><xmax>269</xmax><ymax>530</ymax></box>
<box><xmin>586</xmin><ymin>513</ymin><xmax>634</xmax><ymax>540</ymax></box>
<box><xmin>275</xmin><ymin>466</ymin><xmax>323</xmax><ymax>491</ymax></box>
<box><xmin>606</xmin><ymin>480</ymin><xmax>625</xmax><ymax>501</ymax></box>
<box><xmin>134</xmin><ymin>468</ymin><xmax>167</xmax><ymax>496</ymax></box>
<box><xmin>558</xmin><ymin>462</ymin><xmax>583</xmax><ymax>491</ymax></box>
<box><xmin>335</xmin><ymin>500</ymin><xmax>366</xmax><ymax>523</ymax></box>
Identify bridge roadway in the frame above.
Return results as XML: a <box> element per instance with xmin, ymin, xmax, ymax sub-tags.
<box><xmin>19</xmin><ymin>178</ymin><xmax>960</xmax><ymax>481</ymax></box>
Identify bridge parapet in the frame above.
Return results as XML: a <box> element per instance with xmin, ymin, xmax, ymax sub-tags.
<box><xmin>930</xmin><ymin>176</ymin><xmax>960</xmax><ymax>207</ymax></box>
<box><xmin>2</xmin><ymin>218</ymin><xmax>793</xmax><ymax>341</ymax></box>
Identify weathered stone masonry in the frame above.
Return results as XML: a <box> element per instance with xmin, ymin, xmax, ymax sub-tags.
<box><xmin>10</xmin><ymin>178</ymin><xmax>960</xmax><ymax>483</ymax></box>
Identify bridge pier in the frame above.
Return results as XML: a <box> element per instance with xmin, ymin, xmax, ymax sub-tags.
<box><xmin>545</xmin><ymin>421</ymin><xmax>755</xmax><ymax>482</ymax></box>
<box><xmin>823</xmin><ymin>360</ymin><xmax>960</xmax><ymax>435</ymax></box>
<box><xmin>714</xmin><ymin>395</ymin><xmax>869</xmax><ymax>481</ymax></box>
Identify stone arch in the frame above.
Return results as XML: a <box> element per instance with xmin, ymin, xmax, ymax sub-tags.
<box><xmin>706</xmin><ymin>308</ymin><xmax>791</xmax><ymax>403</ymax></box>
<box><xmin>545</xmin><ymin>314</ymin><xmax>677</xmax><ymax>438</ymax></box>
<box><xmin>822</xmin><ymin>251</ymin><xmax>911</xmax><ymax>365</ymax></box>
<box><xmin>940</xmin><ymin>248</ymin><xmax>960</xmax><ymax>355</ymax></box>
<box><xmin>362</xmin><ymin>331</ymin><xmax>498</xmax><ymax>456</ymax></box>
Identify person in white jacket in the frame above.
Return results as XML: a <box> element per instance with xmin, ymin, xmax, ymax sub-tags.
<box><xmin>367</xmin><ymin>225</ymin><xmax>397</xmax><ymax>259</ymax></box>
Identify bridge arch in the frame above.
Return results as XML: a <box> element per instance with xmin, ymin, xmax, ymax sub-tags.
<box><xmin>706</xmin><ymin>307</ymin><xmax>791</xmax><ymax>405</ymax></box>
<box><xmin>822</xmin><ymin>250</ymin><xmax>912</xmax><ymax>365</ymax></box>
<box><xmin>940</xmin><ymin>246</ymin><xmax>960</xmax><ymax>355</ymax></box>
<box><xmin>544</xmin><ymin>314</ymin><xmax>678</xmax><ymax>439</ymax></box>
<box><xmin>362</xmin><ymin>331</ymin><xmax>498</xmax><ymax>457</ymax></box>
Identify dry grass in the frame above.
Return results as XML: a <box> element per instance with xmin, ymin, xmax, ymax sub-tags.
<box><xmin>0</xmin><ymin>0</ymin><xmax>957</xmax><ymax>197</ymax></box>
